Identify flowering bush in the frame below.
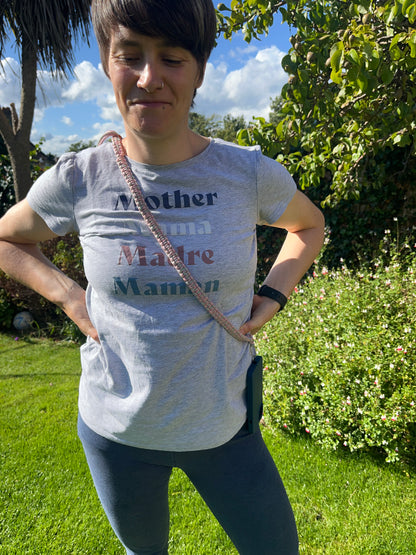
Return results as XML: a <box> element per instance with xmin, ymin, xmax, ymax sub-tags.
<box><xmin>257</xmin><ymin>236</ymin><xmax>416</xmax><ymax>464</ymax></box>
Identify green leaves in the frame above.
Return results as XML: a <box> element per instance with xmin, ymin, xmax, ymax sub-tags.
<box><xmin>330</xmin><ymin>41</ymin><xmax>344</xmax><ymax>83</ymax></box>
<box><xmin>402</xmin><ymin>0</ymin><xmax>416</xmax><ymax>21</ymax></box>
<box><xmin>217</xmin><ymin>0</ymin><xmax>416</xmax><ymax>204</ymax></box>
<box><xmin>217</xmin><ymin>0</ymin><xmax>282</xmax><ymax>40</ymax></box>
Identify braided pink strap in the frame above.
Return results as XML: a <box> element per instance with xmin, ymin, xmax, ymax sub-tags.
<box><xmin>99</xmin><ymin>131</ymin><xmax>253</xmax><ymax>345</ymax></box>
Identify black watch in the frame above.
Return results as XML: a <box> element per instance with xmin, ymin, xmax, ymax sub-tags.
<box><xmin>257</xmin><ymin>285</ymin><xmax>288</xmax><ymax>311</ymax></box>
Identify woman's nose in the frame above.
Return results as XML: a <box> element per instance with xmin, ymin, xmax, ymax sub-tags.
<box><xmin>137</xmin><ymin>63</ymin><xmax>162</xmax><ymax>93</ymax></box>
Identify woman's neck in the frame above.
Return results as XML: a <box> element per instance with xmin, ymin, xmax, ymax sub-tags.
<box><xmin>123</xmin><ymin>128</ymin><xmax>210</xmax><ymax>166</ymax></box>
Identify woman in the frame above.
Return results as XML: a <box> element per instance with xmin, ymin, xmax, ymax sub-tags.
<box><xmin>0</xmin><ymin>0</ymin><xmax>325</xmax><ymax>553</ymax></box>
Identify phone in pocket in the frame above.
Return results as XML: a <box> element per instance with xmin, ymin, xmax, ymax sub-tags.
<box><xmin>246</xmin><ymin>355</ymin><xmax>263</xmax><ymax>434</ymax></box>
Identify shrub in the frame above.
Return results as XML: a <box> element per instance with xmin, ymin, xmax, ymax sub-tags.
<box><xmin>257</xmin><ymin>234</ymin><xmax>416</xmax><ymax>464</ymax></box>
<box><xmin>256</xmin><ymin>226</ymin><xmax>287</xmax><ymax>285</ymax></box>
<box><xmin>0</xmin><ymin>142</ymin><xmax>50</xmax><ymax>217</ymax></box>
<box><xmin>0</xmin><ymin>288</ymin><xmax>14</xmax><ymax>329</ymax></box>
<box><xmin>0</xmin><ymin>234</ymin><xmax>86</xmax><ymax>341</ymax></box>
<box><xmin>0</xmin><ymin>153</ymin><xmax>15</xmax><ymax>216</ymax></box>
<box><xmin>254</xmin><ymin>142</ymin><xmax>416</xmax><ymax>275</ymax></box>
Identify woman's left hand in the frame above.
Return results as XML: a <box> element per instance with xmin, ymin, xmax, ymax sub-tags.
<box><xmin>239</xmin><ymin>294</ymin><xmax>282</xmax><ymax>336</ymax></box>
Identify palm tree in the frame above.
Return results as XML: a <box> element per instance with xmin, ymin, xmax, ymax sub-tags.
<box><xmin>0</xmin><ymin>0</ymin><xmax>91</xmax><ymax>202</ymax></box>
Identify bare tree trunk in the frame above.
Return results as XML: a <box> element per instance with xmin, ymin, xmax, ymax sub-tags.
<box><xmin>0</xmin><ymin>34</ymin><xmax>37</xmax><ymax>202</ymax></box>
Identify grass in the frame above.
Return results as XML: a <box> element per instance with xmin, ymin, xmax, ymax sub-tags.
<box><xmin>1</xmin><ymin>333</ymin><xmax>415</xmax><ymax>554</ymax></box>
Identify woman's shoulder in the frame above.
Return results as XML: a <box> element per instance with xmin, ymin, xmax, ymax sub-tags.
<box><xmin>210</xmin><ymin>137</ymin><xmax>261</xmax><ymax>154</ymax></box>
<box><xmin>42</xmin><ymin>141</ymin><xmax>117</xmax><ymax>184</ymax></box>
<box><xmin>62</xmin><ymin>140</ymin><xmax>114</xmax><ymax>168</ymax></box>
<box><xmin>206</xmin><ymin>138</ymin><xmax>261</xmax><ymax>166</ymax></box>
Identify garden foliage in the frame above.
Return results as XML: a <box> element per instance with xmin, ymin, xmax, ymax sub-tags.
<box><xmin>0</xmin><ymin>151</ymin><xmax>14</xmax><ymax>216</ymax></box>
<box><xmin>218</xmin><ymin>0</ymin><xmax>416</xmax><ymax>204</ymax></box>
<box><xmin>217</xmin><ymin>0</ymin><xmax>416</xmax><ymax>271</ymax></box>
<box><xmin>0</xmin><ymin>234</ymin><xmax>86</xmax><ymax>341</ymax></box>
<box><xmin>257</xmin><ymin>233</ymin><xmax>416</xmax><ymax>464</ymax></box>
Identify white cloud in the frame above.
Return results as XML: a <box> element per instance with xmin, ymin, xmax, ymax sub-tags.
<box><xmin>31</xmin><ymin>120</ymin><xmax>124</xmax><ymax>157</ymax></box>
<box><xmin>196</xmin><ymin>46</ymin><xmax>287</xmax><ymax>122</ymax></box>
<box><xmin>0</xmin><ymin>57</ymin><xmax>113</xmax><ymax>116</ymax></box>
<box><xmin>37</xmin><ymin>134</ymin><xmax>80</xmax><ymax>155</ymax></box>
<box><xmin>1</xmin><ymin>56</ymin><xmax>69</xmax><ymax>122</ymax></box>
<box><xmin>36</xmin><ymin>69</ymin><xmax>68</xmax><ymax>109</ymax></box>
<box><xmin>96</xmin><ymin>92</ymin><xmax>120</xmax><ymax>122</ymax></box>
<box><xmin>32</xmin><ymin>132</ymin><xmax>99</xmax><ymax>156</ymax></box>
<box><xmin>228</xmin><ymin>44</ymin><xmax>259</xmax><ymax>59</ymax></box>
<box><xmin>62</xmin><ymin>61</ymin><xmax>119</xmax><ymax>123</ymax></box>
<box><xmin>0</xmin><ymin>57</ymin><xmax>22</xmax><ymax>107</ymax></box>
<box><xmin>62</xmin><ymin>61</ymin><xmax>111</xmax><ymax>103</ymax></box>
<box><xmin>92</xmin><ymin>120</ymin><xmax>124</xmax><ymax>139</ymax></box>
<box><xmin>61</xmin><ymin>116</ymin><xmax>73</xmax><ymax>126</ymax></box>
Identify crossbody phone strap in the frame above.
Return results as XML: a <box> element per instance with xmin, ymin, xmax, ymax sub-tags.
<box><xmin>99</xmin><ymin>131</ymin><xmax>254</xmax><ymax>346</ymax></box>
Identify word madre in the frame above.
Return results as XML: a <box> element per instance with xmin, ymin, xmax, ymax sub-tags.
<box><xmin>118</xmin><ymin>244</ymin><xmax>215</xmax><ymax>267</ymax></box>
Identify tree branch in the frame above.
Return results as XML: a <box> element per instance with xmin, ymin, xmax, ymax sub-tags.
<box><xmin>0</xmin><ymin>107</ymin><xmax>14</xmax><ymax>145</ymax></box>
<box><xmin>10</xmin><ymin>102</ymin><xmax>19</xmax><ymax>134</ymax></box>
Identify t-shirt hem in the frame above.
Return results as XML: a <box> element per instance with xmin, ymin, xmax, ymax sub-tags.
<box><xmin>78</xmin><ymin>405</ymin><xmax>247</xmax><ymax>453</ymax></box>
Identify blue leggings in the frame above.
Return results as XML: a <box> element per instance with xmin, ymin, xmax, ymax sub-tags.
<box><xmin>78</xmin><ymin>416</ymin><xmax>299</xmax><ymax>555</ymax></box>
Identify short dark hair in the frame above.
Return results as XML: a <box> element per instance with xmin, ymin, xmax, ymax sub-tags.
<box><xmin>92</xmin><ymin>0</ymin><xmax>217</xmax><ymax>78</ymax></box>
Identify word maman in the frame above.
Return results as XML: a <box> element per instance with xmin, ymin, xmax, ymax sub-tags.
<box><xmin>115</xmin><ymin>190</ymin><xmax>218</xmax><ymax>211</ymax></box>
<box><xmin>113</xmin><ymin>279</ymin><xmax>220</xmax><ymax>296</ymax></box>
<box><xmin>118</xmin><ymin>245</ymin><xmax>215</xmax><ymax>266</ymax></box>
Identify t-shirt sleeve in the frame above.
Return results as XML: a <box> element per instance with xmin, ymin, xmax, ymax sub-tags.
<box><xmin>26</xmin><ymin>153</ymin><xmax>78</xmax><ymax>236</ymax></box>
<box><xmin>256</xmin><ymin>150</ymin><xmax>297</xmax><ymax>225</ymax></box>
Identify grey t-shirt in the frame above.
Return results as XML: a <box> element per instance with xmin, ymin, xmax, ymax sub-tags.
<box><xmin>27</xmin><ymin>138</ymin><xmax>296</xmax><ymax>451</ymax></box>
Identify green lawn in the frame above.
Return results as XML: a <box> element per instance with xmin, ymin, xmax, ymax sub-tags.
<box><xmin>1</xmin><ymin>334</ymin><xmax>415</xmax><ymax>554</ymax></box>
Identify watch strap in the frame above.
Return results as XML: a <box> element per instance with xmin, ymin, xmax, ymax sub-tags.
<box><xmin>257</xmin><ymin>285</ymin><xmax>287</xmax><ymax>310</ymax></box>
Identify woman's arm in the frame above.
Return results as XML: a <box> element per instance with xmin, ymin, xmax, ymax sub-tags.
<box><xmin>0</xmin><ymin>200</ymin><xmax>98</xmax><ymax>340</ymax></box>
<box><xmin>239</xmin><ymin>190</ymin><xmax>325</xmax><ymax>336</ymax></box>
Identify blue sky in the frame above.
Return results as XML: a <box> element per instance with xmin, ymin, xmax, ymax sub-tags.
<box><xmin>1</xmin><ymin>13</ymin><xmax>293</xmax><ymax>156</ymax></box>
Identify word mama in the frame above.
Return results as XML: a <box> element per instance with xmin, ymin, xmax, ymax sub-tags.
<box><xmin>136</xmin><ymin>220</ymin><xmax>212</xmax><ymax>237</ymax></box>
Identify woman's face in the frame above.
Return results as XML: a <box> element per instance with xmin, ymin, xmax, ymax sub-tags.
<box><xmin>107</xmin><ymin>26</ymin><xmax>204</xmax><ymax>145</ymax></box>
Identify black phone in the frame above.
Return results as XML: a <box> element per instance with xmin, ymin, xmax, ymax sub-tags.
<box><xmin>246</xmin><ymin>355</ymin><xmax>263</xmax><ymax>434</ymax></box>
